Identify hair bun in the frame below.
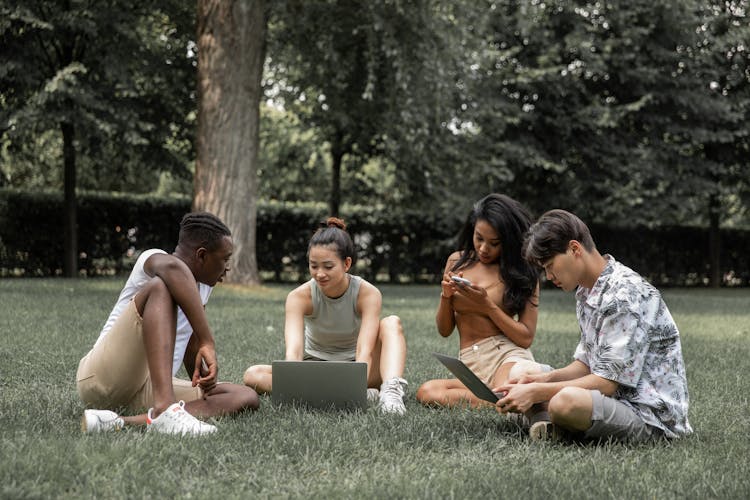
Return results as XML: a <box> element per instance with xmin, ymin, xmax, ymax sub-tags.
<box><xmin>325</xmin><ymin>217</ymin><xmax>346</xmax><ymax>231</ymax></box>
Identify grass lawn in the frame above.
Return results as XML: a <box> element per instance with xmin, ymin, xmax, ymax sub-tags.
<box><xmin>1</xmin><ymin>278</ymin><xmax>749</xmax><ymax>499</ymax></box>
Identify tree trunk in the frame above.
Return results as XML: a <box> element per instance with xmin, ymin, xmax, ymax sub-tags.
<box><xmin>61</xmin><ymin>120</ymin><xmax>77</xmax><ymax>277</ymax></box>
<box><xmin>195</xmin><ymin>0</ymin><xmax>266</xmax><ymax>285</ymax></box>
<box><xmin>708</xmin><ymin>194</ymin><xmax>722</xmax><ymax>288</ymax></box>
<box><xmin>329</xmin><ymin>134</ymin><xmax>344</xmax><ymax>217</ymax></box>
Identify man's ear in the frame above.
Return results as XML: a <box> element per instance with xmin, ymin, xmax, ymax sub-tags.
<box><xmin>195</xmin><ymin>247</ymin><xmax>208</xmax><ymax>263</ymax></box>
<box><xmin>569</xmin><ymin>240</ymin><xmax>583</xmax><ymax>257</ymax></box>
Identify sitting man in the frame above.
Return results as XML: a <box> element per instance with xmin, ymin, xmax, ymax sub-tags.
<box><xmin>76</xmin><ymin>212</ymin><xmax>259</xmax><ymax>436</ymax></box>
<box><xmin>495</xmin><ymin>209</ymin><xmax>692</xmax><ymax>442</ymax></box>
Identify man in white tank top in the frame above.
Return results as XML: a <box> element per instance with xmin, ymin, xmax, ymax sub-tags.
<box><xmin>76</xmin><ymin>212</ymin><xmax>259</xmax><ymax>436</ymax></box>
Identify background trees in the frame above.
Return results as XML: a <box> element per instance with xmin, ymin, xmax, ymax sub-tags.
<box><xmin>1</xmin><ymin>0</ymin><xmax>747</xmax><ymax>283</ymax></box>
<box><xmin>1</xmin><ymin>0</ymin><xmax>195</xmax><ymax>276</ymax></box>
<box><xmin>265</xmin><ymin>0</ymin><xmax>465</xmax><ymax>215</ymax></box>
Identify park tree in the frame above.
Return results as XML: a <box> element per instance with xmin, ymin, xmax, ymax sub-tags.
<box><xmin>560</xmin><ymin>0</ymin><xmax>749</xmax><ymax>285</ymax></box>
<box><xmin>195</xmin><ymin>0</ymin><xmax>266</xmax><ymax>284</ymax></box>
<box><xmin>661</xmin><ymin>0</ymin><xmax>750</xmax><ymax>286</ymax></box>
<box><xmin>266</xmin><ymin>0</ymin><xmax>465</xmax><ymax>215</ymax></box>
<box><xmin>454</xmin><ymin>1</ymin><xmax>704</xmax><ymax>218</ymax></box>
<box><xmin>0</xmin><ymin>0</ymin><xmax>195</xmax><ymax>276</ymax></box>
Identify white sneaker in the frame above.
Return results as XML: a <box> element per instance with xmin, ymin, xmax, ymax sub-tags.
<box><xmin>81</xmin><ymin>409</ymin><xmax>125</xmax><ymax>433</ymax></box>
<box><xmin>146</xmin><ymin>401</ymin><xmax>217</xmax><ymax>436</ymax></box>
<box><xmin>379</xmin><ymin>377</ymin><xmax>408</xmax><ymax>415</ymax></box>
<box><xmin>367</xmin><ymin>388</ymin><xmax>380</xmax><ymax>405</ymax></box>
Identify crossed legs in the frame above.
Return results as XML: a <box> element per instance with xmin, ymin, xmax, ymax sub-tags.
<box><xmin>416</xmin><ymin>359</ymin><xmax>542</xmax><ymax>408</ymax></box>
<box><xmin>79</xmin><ymin>276</ymin><xmax>258</xmax><ymax>428</ymax></box>
<box><xmin>242</xmin><ymin>315</ymin><xmax>407</xmax><ymax>392</ymax></box>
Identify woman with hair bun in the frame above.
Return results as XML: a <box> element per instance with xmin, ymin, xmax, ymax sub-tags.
<box><xmin>416</xmin><ymin>194</ymin><xmax>547</xmax><ymax>408</ymax></box>
<box><xmin>243</xmin><ymin>217</ymin><xmax>409</xmax><ymax>414</ymax></box>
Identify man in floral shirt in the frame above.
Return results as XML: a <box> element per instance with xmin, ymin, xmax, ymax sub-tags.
<box><xmin>494</xmin><ymin>209</ymin><xmax>692</xmax><ymax>442</ymax></box>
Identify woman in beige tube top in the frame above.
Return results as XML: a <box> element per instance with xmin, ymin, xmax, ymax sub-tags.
<box><xmin>416</xmin><ymin>194</ymin><xmax>544</xmax><ymax>408</ymax></box>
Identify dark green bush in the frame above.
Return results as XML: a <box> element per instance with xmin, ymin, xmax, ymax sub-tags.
<box><xmin>0</xmin><ymin>190</ymin><xmax>188</xmax><ymax>276</ymax></box>
<box><xmin>1</xmin><ymin>189</ymin><xmax>748</xmax><ymax>285</ymax></box>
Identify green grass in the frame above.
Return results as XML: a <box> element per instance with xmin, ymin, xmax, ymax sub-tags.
<box><xmin>1</xmin><ymin>279</ymin><xmax>749</xmax><ymax>499</ymax></box>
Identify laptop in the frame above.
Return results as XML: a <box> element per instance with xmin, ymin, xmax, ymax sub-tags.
<box><xmin>433</xmin><ymin>353</ymin><xmax>506</xmax><ymax>404</ymax></box>
<box><xmin>271</xmin><ymin>360</ymin><xmax>368</xmax><ymax>411</ymax></box>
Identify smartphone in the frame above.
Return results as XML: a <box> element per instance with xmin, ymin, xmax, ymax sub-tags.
<box><xmin>451</xmin><ymin>276</ymin><xmax>472</xmax><ymax>287</ymax></box>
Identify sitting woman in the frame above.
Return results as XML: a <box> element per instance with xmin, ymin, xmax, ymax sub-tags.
<box><xmin>243</xmin><ymin>217</ymin><xmax>409</xmax><ymax>414</ymax></box>
<box><xmin>416</xmin><ymin>193</ymin><xmax>543</xmax><ymax>408</ymax></box>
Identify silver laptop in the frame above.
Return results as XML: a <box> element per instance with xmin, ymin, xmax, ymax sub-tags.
<box><xmin>433</xmin><ymin>353</ymin><xmax>506</xmax><ymax>404</ymax></box>
<box><xmin>271</xmin><ymin>360</ymin><xmax>368</xmax><ymax>410</ymax></box>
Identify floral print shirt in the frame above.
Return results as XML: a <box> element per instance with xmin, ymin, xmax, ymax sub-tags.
<box><xmin>574</xmin><ymin>256</ymin><xmax>693</xmax><ymax>438</ymax></box>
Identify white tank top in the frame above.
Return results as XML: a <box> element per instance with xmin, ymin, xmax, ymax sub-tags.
<box><xmin>95</xmin><ymin>249</ymin><xmax>212</xmax><ymax>376</ymax></box>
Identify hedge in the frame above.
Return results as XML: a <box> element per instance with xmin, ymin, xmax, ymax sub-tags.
<box><xmin>1</xmin><ymin>189</ymin><xmax>748</xmax><ymax>286</ymax></box>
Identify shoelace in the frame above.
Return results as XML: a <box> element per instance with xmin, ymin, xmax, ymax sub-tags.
<box><xmin>380</xmin><ymin>380</ymin><xmax>404</xmax><ymax>402</ymax></box>
<box><xmin>170</xmin><ymin>402</ymin><xmax>206</xmax><ymax>430</ymax></box>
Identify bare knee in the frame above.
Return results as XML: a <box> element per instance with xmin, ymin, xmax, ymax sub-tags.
<box><xmin>380</xmin><ymin>315</ymin><xmax>403</xmax><ymax>336</ymax></box>
<box><xmin>415</xmin><ymin>380</ymin><xmax>439</xmax><ymax>404</ymax></box>
<box><xmin>379</xmin><ymin>316</ymin><xmax>405</xmax><ymax>346</ymax></box>
<box><xmin>239</xmin><ymin>386</ymin><xmax>260</xmax><ymax>411</ymax></box>
<box><xmin>548</xmin><ymin>386</ymin><xmax>588</xmax><ymax>421</ymax></box>
<box><xmin>222</xmin><ymin>383</ymin><xmax>260</xmax><ymax>412</ymax></box>
<box><xmin>507</xmin><ymin>360</ymin><xmax>542</xmax><ymax>380</ymax></box>
<box><xmin>243</xmin><ymin>365</ymin><xmax>264</xmax><ymax>387</ymax></box>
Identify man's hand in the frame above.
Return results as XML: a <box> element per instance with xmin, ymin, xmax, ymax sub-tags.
<box><xmin>494</xmin><ymin>382</ymin><xmax>542</xmax><ymax>414</ymax></box>
<box><xmin>192</xmin><ymin>344</ymin><xmax>218</xmax><ymax>392</ymax></box>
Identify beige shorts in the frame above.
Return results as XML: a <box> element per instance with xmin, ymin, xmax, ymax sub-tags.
<box><xmin>459</xmin><ymin>335</ymin><xmax>535</xmax><ymax>384</ymax></box>
<box><xmin>76</xmin><ymin>299</ymin><xmax>202</xmax><ymax>412</ymax></box>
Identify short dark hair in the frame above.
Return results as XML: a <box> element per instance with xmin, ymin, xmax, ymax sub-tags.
<box><xmin>178</xmin><ymin>212</ymin><xmax>231</xmax><ymax>251</ymax></box>
<box><xmin>522</xmin><ymin>209</ymin><xmax>596</xmax><ymax>267</ymax></box>
<box><xmin>309</xmin><ymin>217</ymin><xmax>356</xmax><ymax>266</ymax></box>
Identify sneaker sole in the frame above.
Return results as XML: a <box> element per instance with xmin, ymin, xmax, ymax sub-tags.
<box><xmin>529</xmin><ymin>421</ymin><xmax>558</xmax><ymax>441</ymax></box>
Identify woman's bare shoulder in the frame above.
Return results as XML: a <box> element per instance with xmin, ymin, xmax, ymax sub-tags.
<box><xmin>286</xmin><ymin>281</ymin><xmax>312</xmax><ymax>303</ymax></box>
<box><xmin>446</xmin><ymin>251</ymin><xmax>462</xmax><ymax>267</ymax></box>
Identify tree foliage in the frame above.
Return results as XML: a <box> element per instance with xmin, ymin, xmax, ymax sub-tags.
<box><xmin>2</xmin><ymin>0</ymin><xmax>748</xmax><ymax>285</ymax></box>
<box><xmin>1</xmin><ymin>0</ymin><xmax>195</xmax><ymax>276</ymax></box>
<box><xmin>1</xmin><ymin>0</ymin><xmax>196</xmax><ymax>191</ymax></box>
<box><xmin>266</xmin><ymin>0</ymin><xmax>466</xmax><ymax>214</ymax></box>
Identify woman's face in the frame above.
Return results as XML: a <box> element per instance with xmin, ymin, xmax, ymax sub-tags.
<box><xmin>473</xmin><ymin>218</ymin><xmax>502</xmax><ymax>265</ymax></box>
<box><xmin>308</xmin><ymin>244</ymin><xmax>351</xmax><ymax>292</ymax></box>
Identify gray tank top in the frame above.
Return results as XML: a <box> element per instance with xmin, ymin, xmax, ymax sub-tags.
<box><xmin>304</xmin><ymin>274</ymin><xmax>362</xmax><ymax>361</ymax></box>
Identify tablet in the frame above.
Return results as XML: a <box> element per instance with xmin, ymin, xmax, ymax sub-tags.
<box><xmin>433</xmin><ymin>353</ymin><xmax>505</xmax><ymax>403</ymax></box>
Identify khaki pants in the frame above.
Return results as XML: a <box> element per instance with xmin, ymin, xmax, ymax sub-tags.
<box><xmin>76</xmin><ymin>299</ymin><xmax>202</xmax><ymax>412</ymax></box>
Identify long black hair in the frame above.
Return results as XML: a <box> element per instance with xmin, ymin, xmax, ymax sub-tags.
<box><xmin>452</xmin><ymin>194</ymin><xmax>538</xmax><ymax>315</ymax></box>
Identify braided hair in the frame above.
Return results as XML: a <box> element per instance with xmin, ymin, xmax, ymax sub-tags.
<box><xmin>178</xmin><ymin>212</ymin><xmax>231</xmax><ymax>251</ymax></box>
